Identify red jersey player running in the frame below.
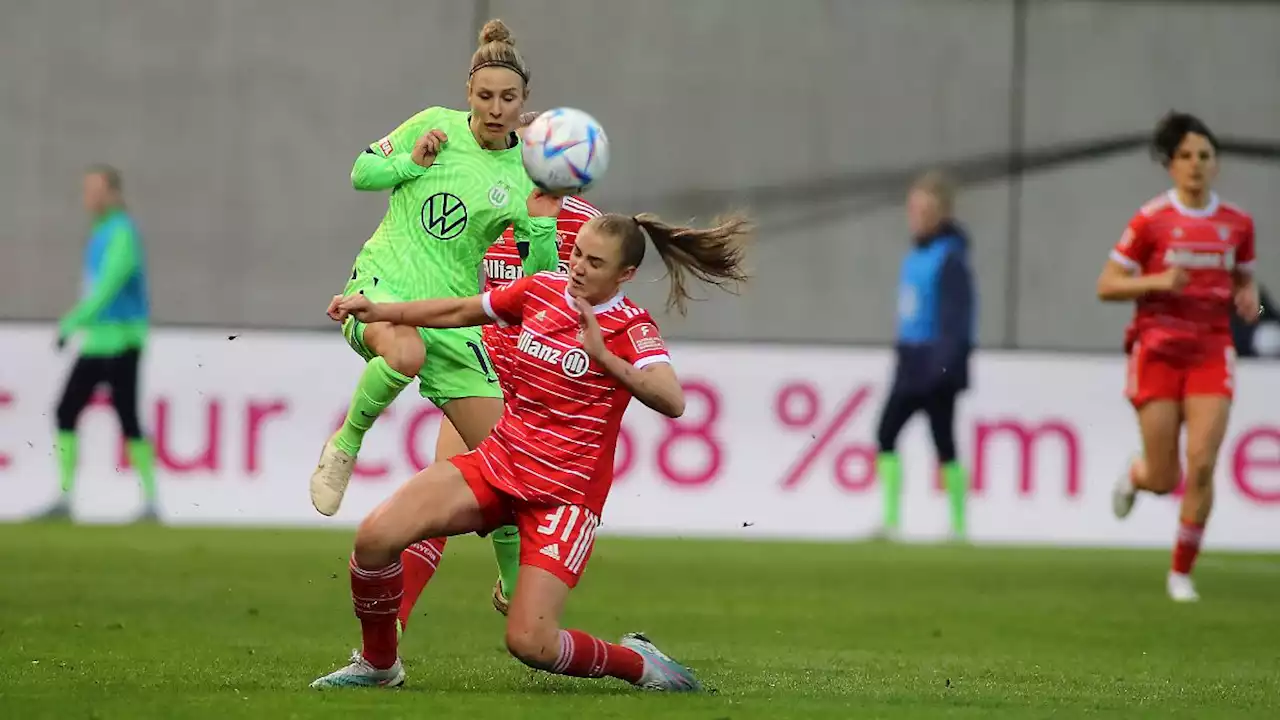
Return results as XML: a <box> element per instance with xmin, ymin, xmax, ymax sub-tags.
<box><xmin>398</xmin><ymin>195</ymin><xmax>600</xmax><ymax>630</ymax></box>
<box><xmin>313</xmin><ymin>210</ymin><xmax>751</xmax><ymax>691</ymax></box>
<box><xmin>1097</xmin><ymin>111</ymin><xmax>1261</xmax><ymax>602</ymax></box>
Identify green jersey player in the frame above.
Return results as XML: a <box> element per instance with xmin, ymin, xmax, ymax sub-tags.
<box><xmin>311</xmin><ymin>20</ymin><xmax>561</xmax><ymax>605</ymax></box>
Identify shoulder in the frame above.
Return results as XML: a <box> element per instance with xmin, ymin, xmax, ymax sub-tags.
<box><xmin>1217</xmin><ymin>199</ymin><xmax>1254</xmax><ymax>226</ymax></box>
<box><xmin>560</xmin><ymin>196</ymin><xmax>602</xmax><ymax>223</ymax></box>
<box><xmin>1135</xmin><ymin>192</ymin><xmax>1174</xmax><ymax>221</ymax></box>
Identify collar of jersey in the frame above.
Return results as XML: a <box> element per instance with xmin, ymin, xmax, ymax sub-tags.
<box><xmin>1166</xmin><ymin>189</ymin><xmax>1220</xmax><ymax>218</ymax></box>
<box><xmin>564</xmin><ymin>287</ymin><xmax>625</xmax><ymax>315</ymax></box>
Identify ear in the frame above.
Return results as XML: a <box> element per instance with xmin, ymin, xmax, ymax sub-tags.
<box><xmin>617</xmin><ymin>266</ymin><xmax>638</xmax><ymax>284</ymax></box>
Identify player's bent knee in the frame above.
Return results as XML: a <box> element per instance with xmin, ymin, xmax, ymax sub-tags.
<box><xmin>504</xmin><ymin>622</ymin><xmax>558</xmax><ymax>670</ymax></box>
<box><xmin>366</xmin><ymin>323</ymin><xmax>426</xmax><ymax>377</ymax></box>
<box><xmin>352</xmin><ymin>514</ymin><xmax>404</xmax><ymax>568</ymax></box>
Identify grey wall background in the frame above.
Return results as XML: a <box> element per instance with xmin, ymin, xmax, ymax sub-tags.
<box><xmin>2</xmin><ymin>0</ymin><xmax>1278</xmax><ymax>351</ymax></box>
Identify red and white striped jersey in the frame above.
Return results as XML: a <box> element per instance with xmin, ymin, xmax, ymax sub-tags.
<box><xmin>475</xmin><ymin>272</ymin><xmax>671</xmax><ymax>515</ymax></box>
<box><xmin>482</xmin><ymin>195</ymin><xmax>601</xmax><ymax>293</ymax></box>
<box><xmin>1111</xmin><ymin>190</ymin><xmax>1255</xmax><ymax>360</ymax></box>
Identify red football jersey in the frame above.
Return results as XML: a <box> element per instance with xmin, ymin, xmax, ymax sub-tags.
<box><xmin>481</xmin><ymin>195</ymin><xmax>600</xmax><ymax>293</ymax></box>
<box><xmin>1110</xmin><ymin>190</ymin><xmax>1255</xmax><ymax>360</ymax></box>
<box><xmin>475</xmin><ymin>272</ymin><xmax>671</xmax><ymax>515</ymax></box>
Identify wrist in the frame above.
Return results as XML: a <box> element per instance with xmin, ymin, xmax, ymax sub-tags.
<box><xmin>394</xmin><ymin>154</ymin><xmax>428</xmax><ymax>177</ymax></box>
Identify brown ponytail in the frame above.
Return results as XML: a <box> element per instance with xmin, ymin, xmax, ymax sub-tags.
<box><xmin>594</xmin><ymin>212</ymin><xmax>752</xmax><ymax>315</ymax></box>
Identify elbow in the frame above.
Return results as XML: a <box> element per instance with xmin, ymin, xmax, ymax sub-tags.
<box><xmin>662</xmin><ymin>394</ymin><xmax>686</xmax><ymax>419</ymax></box>
<box><xmin>1096</xmin><ymin>280</ymin><xmax>1120</xmax><ymax>302</ymax></box>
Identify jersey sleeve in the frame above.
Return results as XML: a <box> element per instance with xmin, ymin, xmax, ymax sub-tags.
<box><xmin>482</xmin><ymin>275</ymin><xmax>536</xmax><ymax>327</ymax></box>
<box><xmin>1110</xmin><ymin>211</ymin><xmax>1155</xmax><ymax>272</ymax></box>
<box><xmin>349</xmin><ymin>107</ymin><xmax>443</xmax><ymax>191</ymax></box>
<box><xmin>613</xmin><ymin>316</ymin><xmax>671</xmax><ymax>369</ymax></box>
<box><xmin>1236</xmin><ymin>216</ymin><xmax>1256</xmax><ymax>274</ymax></box>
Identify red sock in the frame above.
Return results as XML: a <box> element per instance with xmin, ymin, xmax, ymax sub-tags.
<box><xmin>1172</xmin><ymin>519</ymin><xmax>1205</xmax><ymax>575</ymax></box>
<box><xmin>397</xmin><ymin>537</ymin><xmax>447</xmax><ymax>630</ymax></box>
<box><xmin>349</xmin><ymin>556</ymin><xmax>403</xmax><ymax>670</ymax></box>
<box><xmin>551</xmin><ymin>629</ymin><xmax>645</xmax><ymax>683</ymax></box>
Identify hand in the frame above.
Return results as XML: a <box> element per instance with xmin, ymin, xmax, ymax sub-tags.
<box><xmin>327</xmin><ymin>293</ymin><xmax>382</xmax><ymax>324</ymax></box>
<box><xmin>527</xmin><ymin>188</ymin><xmax>564</xmax><ymax>218</ymax></box>
<box><xmin>1153</xmin><ymin>266</ymin><xmax>1190</xmax><ymax>293</ymax></box>
<box><xmin>1235</xmin><ymin>283</ymin><xmax>1262</xmax><ymax>324</ymax></box>
<box><xmin>411</xmin><ymin>129</ymin><xmax>448</xmax><ymax>168</ymax></box>
<box><xmin>573</xmin><ymin>297</ymin><xmax>607</xmax><ymax>361</ymax></box>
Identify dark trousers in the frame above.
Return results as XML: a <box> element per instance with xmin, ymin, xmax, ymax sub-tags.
<box><xmin>875</xmin><ymin>387</ymin><xmax>959</xmax><ymax>463</ymax></box>
<box><xmin>56</xmin><ymin>349</ymin><xmax>144</xmax><ymax>439</ymax></box>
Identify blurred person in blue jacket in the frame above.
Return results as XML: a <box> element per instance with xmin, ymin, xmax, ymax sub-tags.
<box><xmin>874</xmin><ymin>170</ymin><xmax>976</xmax><ymax>541</ymax></box>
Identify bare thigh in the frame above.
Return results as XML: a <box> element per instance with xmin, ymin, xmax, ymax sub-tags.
<box><xmin>441</xmin><ymin>396</ymin><xmax>504</xmax><ymax>450</ymax></box>
<box><xmin>354</xmin><ymin>459</ymin><xmax>487</xmax><ymax>567</ymax></box>
<box><xmin>1136</xmin><ymin>400</ymin><xmax>1182</xmax><ymax>493</ymax></box>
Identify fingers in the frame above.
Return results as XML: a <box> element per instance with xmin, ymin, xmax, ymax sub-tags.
<box><xmin>327</xmin><ymin>295</ymin><xmax>346</xmax><ymax>321</ymax></box>
<box><xmin>421</xmin><ymin>129</ymin><xmax>448</xmax><ymax>155</ymax></box>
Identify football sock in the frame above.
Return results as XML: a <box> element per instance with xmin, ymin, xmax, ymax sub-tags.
<box><xmin>126</xmin><ymin>438</ymin><xmax>158</xmax><ymax>504</ymax></box>
<box><xmin>877</xmin><ymin>453</ymin><xmax>903</xmax><ymax>530</ymax></box>
<box><xmin>397</xmin><ymin>538</ymin><xmax>447</xmax><ymax>631</ymax></box>
<box><xmin>942</xmin><ymin>461</ymin><xmax>968</xmax><ymax>537</ymax></box>
<box><xmin>333</xmin><ymin>357</ymin><xmax>412</xmax><ymax>456</ymax></box>
<box><xmin>553</xmin><ymin>629</ymin><xmax>644</xmax><ymax>683</ymax></box>
<box><xmin>350</xmin><ymin>556</ymin><xmax>403</xmax><ymax>670</ymax></box>
<box><xmin>1172</xmin><ymin>518</ymin><xmax>1205</xmax><ymax>575</ymax></box>
<box><xmin>55</xmin><ymin>430</ymin><xmax>78</xmax><ymax>495</ymax></box>
<box><xmin>491</xmin><ymin>525</ymin><xmax>521</xmax><ymax>599</ymax></box>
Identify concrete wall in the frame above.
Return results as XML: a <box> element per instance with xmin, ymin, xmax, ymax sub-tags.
<box><xmin>2</xmin><ymin>0</ymin><xmax>1277</xmax><ymax>350</ymax></box>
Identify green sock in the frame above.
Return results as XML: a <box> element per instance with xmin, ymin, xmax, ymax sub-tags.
<box><xmin>877</xmin><ymin>453</ymin><xmax>903</xmax><ymax>531</ymax></box>
<box><xmin>333</xmin><ymin>356</ymin><xmax>412</xmax><ymax>456</ymax></box>
<box><xmin>127</xmin><ymin>439</ymin><xmax>158</xmax><ymax>504</ymax></box>
<box><xmin>491</xmin><ymin>525</ymin><xmax>521</xmax><ymax>598</ymax></box>
<box><xmin>943</xmin><ymin>461</ymin><xmax>968</xmax><ymax>538</ymax></box>
<box><xmin>55</xmin><ymin>430</ymin><xmax>78</xmax><ymax>495</ymax></box>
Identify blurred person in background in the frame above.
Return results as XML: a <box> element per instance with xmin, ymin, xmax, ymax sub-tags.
<box><xmin>42</xmin><ymin>165</ymin><xmax>158</xmax><ymax>522</ymax></box>
<box><xmin>873</xmin><ymin>170</ymin><xmax>976</xmax><ymax>542</ymax></box>
<box><xmin>1231</xmin><ymin>282</ymin><xmax>1276</xmax><ymax>357</ymax></box>
<box><xmin>1100</xmin><ymin>111</ymin><xmax>1260</xmax><ymax>603</ymax></box>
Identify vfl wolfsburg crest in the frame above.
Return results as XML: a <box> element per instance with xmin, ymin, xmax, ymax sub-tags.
<box><xmin>488</xmin><ymin>182</ymin><xmax>512</xmax><ymax>208</ymax></box>
<box><xmin>421</xmin><ymin>192</ymin><xmax>468</xmax><ymax>241</ymax></box>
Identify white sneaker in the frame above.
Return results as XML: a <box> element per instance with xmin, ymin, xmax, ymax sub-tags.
<box><xmin>310</xmin><ymin>650</ymin><xmax>405</xmax><ymax>689</ymax></box>
<box><xmin>1112</xmin><ymin>460</ymin><xmax>1138</xmax><ymax>519</ymax></box>
<box><xmin>1167</xmin><ymin>571</ymin><xmax>1200</xmax><ymax>603</ymax></box>
<box><xmin>310</xmin><ymin>435</ymin><xmax>355</xmax><ymax>516</ymax></box>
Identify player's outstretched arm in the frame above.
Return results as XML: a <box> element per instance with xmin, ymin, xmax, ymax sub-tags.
<box><xmin>327</xmin><ymin>294</ymin><xmax>491</xmax><ymax>330</ymax></box>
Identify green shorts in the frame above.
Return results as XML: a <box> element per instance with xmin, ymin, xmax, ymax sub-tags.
<box><xmin>341</xmin><ymin>274</ymin><xmax>501</xmax><ymax>409</ymax></box>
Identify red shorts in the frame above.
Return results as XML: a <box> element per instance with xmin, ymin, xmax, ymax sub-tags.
<box><xmin>451</xmin><ymin>450</ymin><xmax>600</xmax><ymax>589</ymax></box>
<box><xmin>482</xmin><ymin>324</ymin><xmax>518</xmax><ymax>402</ymax></box>
<box><xmin>1126</xmin><ymin>341</ymin><xmax>1236</xmax><ymax>408</ymax></box>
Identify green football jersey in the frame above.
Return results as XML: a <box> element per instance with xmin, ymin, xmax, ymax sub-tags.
<box><xmin>349</xmin><ymin>107</ymin><xmax>558</xmax><ymax>300</ymax></box>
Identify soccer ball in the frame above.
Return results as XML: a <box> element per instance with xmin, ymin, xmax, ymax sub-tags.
<box><xmin>521</xmin><ymin>108</ymin><xmax>609</xmax><ymax>194</ymax></box>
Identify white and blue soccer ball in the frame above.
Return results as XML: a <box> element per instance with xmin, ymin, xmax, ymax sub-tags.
<box><xmin>521</xmin><ymin>108</ymin><xmax>609</xmax><ymax>194</ymax></box>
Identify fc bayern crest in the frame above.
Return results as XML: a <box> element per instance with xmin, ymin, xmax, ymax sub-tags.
<box><xmin>1217</xmin><ymin>225</ymin><xmax>1232</xmax><ymax>241</ymax></box>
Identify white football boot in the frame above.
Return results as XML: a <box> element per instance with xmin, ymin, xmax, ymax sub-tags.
<box><xmin>1167</xmin><ymin>572</ymin><xmax>1200</xmax><ymax>603</ymax></box>
<box><xmin>310</xmin><ymin>434</ymin><xmax>355</xmax><ymax>516</ymax></box>
<box><xmin>310</xmin><ymin>650</ymin><xmax>405</xmax><ymax>689</ymax></box>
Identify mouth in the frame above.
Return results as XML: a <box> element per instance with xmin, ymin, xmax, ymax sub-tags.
<box><xmin>484</xmin><ymin>122</ymin><xmax>505</xmax><ymax>133</ymax></box>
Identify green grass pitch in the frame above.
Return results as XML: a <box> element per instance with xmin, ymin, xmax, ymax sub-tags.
<box><xmin>0</xmin><ymin>523</ymin><xmax>1277</xmax><ymax>719</ymax></box>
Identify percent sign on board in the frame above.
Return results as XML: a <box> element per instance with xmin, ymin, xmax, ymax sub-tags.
<box><xmin>774</xmin><ymin>382</ymin><xmax>877</xmax><ymax>491</ymax></box>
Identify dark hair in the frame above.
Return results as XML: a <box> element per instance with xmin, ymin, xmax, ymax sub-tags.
<box><xmin>590</xmin><ymin>212</ymin><xmax>752</xmax><ymax>315</ymax></box>
<box><xmin>1151</xmin><ymin>111</ymin><xmax>1218</xmax><ymax>167</ymax></box>
<box><xmin>86</xmin><ymin>164</ymin><xmax>122</xmax><ymax>192</ymax></box>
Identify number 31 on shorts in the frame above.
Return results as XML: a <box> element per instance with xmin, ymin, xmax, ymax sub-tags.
<box><xmin>535</xmin><ymin>505</ymin><xmax>599</xmax><ymax>572</ymax></box>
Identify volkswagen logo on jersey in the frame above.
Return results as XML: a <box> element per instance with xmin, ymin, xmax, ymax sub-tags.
<box><xmin>421</xmin><ymin>192</ymin><xmax>468</xmax><ymax>241</ymax></box>
<box><xmin>561</xmin><ymin>348</ymin><xmax>590</xmax><ymax>378</ymax></box>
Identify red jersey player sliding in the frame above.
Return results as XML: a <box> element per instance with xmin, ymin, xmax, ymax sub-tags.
<box><xmin>399</xmin><ymin>194</ymin><xmax>600</xmax><ymax>629</ymax></box>
<box><xmin>1097</xmin><ymin>111</ymin><xmax>1261</xmax><ymax>603</ymax></box>
<box><xmin>312</xmin><ymin>210</ymin><xmax>750</xmax><ymax>691</ymax></box>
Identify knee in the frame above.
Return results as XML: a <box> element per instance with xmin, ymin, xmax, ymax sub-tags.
<box><xmin>1184</xmin><ymin>448</ymin><xmax>1217</xmax><ymax>491</ymax></box>
<box><xmin>381</xmin><ymin>332</ymin><xmax>425</xmax><ymax>377</ymax></box>
<box><xmin>504</xmin><ymin>620</ymin><xmax>558</xmax><ymax>670</ymax></box>
<box><xmin>352</xmin><ymin>514</ymin><xmax>402</xmax><ymax>569</ymax></box>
